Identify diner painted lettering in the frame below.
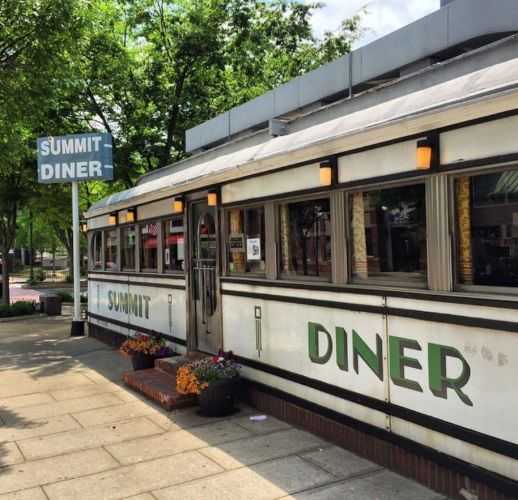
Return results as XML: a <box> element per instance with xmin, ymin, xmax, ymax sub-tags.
<box><xmin>308</xmin><ymin>322</ymin><xmax>472</xmax><ymax>406</ymax></box>
<box><xmin>108</xmin><ymin>290</ymin><xmax>151</xmax><ymax>320</ymax></box>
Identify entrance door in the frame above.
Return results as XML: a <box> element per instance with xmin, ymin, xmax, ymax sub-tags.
<box><xmin>191</xmin><ymin>201</ymin><xmax>221</xmax><ymax>353</ymax></box>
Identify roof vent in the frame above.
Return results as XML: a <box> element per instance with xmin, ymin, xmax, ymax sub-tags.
<box><xmin>269</xmin><ymin>119</ymin><xmax>289</xmax><ymax>137</ymax></box>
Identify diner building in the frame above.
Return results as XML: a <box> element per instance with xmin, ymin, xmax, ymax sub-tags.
<box><xmin>84</xmin><ymin>0</ymin><xmax>518</xmax><ymax>497</ymax></box>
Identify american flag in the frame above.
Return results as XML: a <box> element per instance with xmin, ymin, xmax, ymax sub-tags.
<box><xmin>148</xmin><ymin>223</ymin><xmax>158</xmax><ymax>236</ymax></box>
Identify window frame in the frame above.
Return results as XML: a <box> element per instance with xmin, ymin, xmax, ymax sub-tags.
<box><xmin>139</xmin><ymin>220</ymin><xmax>161</xmax><ymax>273</ymax></box>
<box><xmin>451</xmin><ymin>163</ymin><xmax>518</xmax><ymax>296</ymax></box>
<box><xmin>120</xmin><ymin>223</ymin><xmax>137</xmax><ymax>272</ymax></box>
<box><xmin>162</xmin><ymin>215</ymin><xmax>186</xmax><ymax>275</ymax></box>
<box><xmin>103</xmin><ymin>227</ymin><xmax>120</xmax><ymax>272</ymax></box>
<box><xmin>222</xmin><ymin>202</ymin><xmax>268</xmax><ymax>278</ymax></box>
<box><xmin>345</xmin><ymin>178</ymin><xmax>429</xmax><ymax>290</ymax></box>
<box><xmin>90</xmin><ymin>230</ymin><xmax>104</xmax><ymax>271</ymax></box>
<box><xmin>275</xmin><ymin>193</ymin><xmax>333</xmax><ymax>283</ymax></box>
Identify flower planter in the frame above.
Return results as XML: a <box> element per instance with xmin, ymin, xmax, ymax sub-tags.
<box><xmin>131</xmin><ymin>353</ymin><xmax>156</xmax><ymax>371</ymax></box>
<box><xmin>198</xmin><ymin>377</ymin><xmax>240</xmax><ymax>416</ymax></box>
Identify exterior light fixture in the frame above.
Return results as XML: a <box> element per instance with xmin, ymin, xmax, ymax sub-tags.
<box><xmin>81</xmin><ymin>222</ymin><xmax>88</xmax><ymax>232</ymax></box>
<box><xmin>173</xmin><ymin>196</ymin><xmax>184</xmax><ymax>213</ymax></box>
<box><xmin>109</xmin><ymin>212</ymin><xmax>118</xmax><ymax>225</ymax></box>
<box><xmin>207</xmin><ymin>189</ymin><xmax>218</xmax><ymax>207</ymax></box>
<box><xmin>319</xmin><ymin>160</ymin><xmax>333</xmax><ymax>186</ymax></box>
<box><xmin>127</xmin><ymin>207</ymin><xmax>136</xmax><ymax>223</ymax></box>
<box><xmin>416</xmin><ymin>138</ymin><xmax>433</xmax><ymax>170</ymax></box>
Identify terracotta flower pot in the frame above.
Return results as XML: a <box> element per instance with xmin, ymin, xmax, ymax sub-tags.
<box><xmin>198</xmin><ymin>377</ymin><xmax>240</xmax><ymax>416</ymax></box>
<box><xmin>131</xmin><ymin>353</ymin><xmax>156</xmax><ymax>370</ymax></box>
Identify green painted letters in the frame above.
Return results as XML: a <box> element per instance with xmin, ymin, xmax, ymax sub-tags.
<box><xmin>308</xmin><ymin>322</ymin><xmax>332</xmax><ymax>364</ymax></box>
<box><xmin>335</xmin><ymin>327</ymin><xmax>348</xmax><ymax>371</ymax></box>
<box><xmin>428</xmin><ymin>343</ymin><xmax>473</xmax><ymax>406</ymax></box>
<box><xmin>389</xmin><ymin>336</ymin><xmax>423</xmax><ymax>392</ymax></box>
<box><xmin>352</xmin><ymin>330</ymin><xmax>383</xmax><ymax>381</ymax></box>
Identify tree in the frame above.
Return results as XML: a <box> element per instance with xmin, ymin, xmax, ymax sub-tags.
<box><xmin>0</xmin><ymin>0</ymin><xmax>81</xmax><ymax>303</ymax></box>
<box><xmin>76</xmin><ymin>0</ymin><xmax>365</xmax><ymax>186</ymax></box>
<box><xmin>0</xmin><ymin>0</ymin><xmax>366</xmax><ymax>303</ymax></box>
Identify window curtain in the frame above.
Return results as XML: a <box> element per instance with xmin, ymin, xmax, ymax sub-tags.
<box><xmin>280</xmin><ymin>204</ymin><xmax>292</xmax><ymax>274</ymax></box>
<box><xmin>457</xmin><ymin>178</ymin><xmax>474</xmax><ymax>284</ymax></box>
<box><xmin>230</xmin><ymin>209</ymin><xmax>246</xmax><ymax>272</ymax></box>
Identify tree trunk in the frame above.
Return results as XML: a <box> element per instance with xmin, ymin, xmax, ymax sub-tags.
<box><xmin>2</xmin><ymin>246</ymin><xmax>10</xmax><ymax>305</ymax></box>
<box><xmin>68</xmin><ymin>250</ymin><xmax>73</xmax><ymax>279</ymax></box>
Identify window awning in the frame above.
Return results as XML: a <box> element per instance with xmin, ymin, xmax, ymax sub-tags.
<box><xmin>87</xmin><ymin>56</ymin><xmax>518</xmax><ymax>218</ymax></box>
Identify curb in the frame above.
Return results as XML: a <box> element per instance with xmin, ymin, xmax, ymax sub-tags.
<box><xmin>0</xmin><ymin>313</ymin><xmax>48</xmax><ymax>323</ymax></box>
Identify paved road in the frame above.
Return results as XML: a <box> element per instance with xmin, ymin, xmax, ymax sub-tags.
<box><xmin>0</xmin><ymin>312</ymin><xmax>445</xmax><ymax>499</ymax></box>
<box><xmin>8</xmin><ymin>283</ymin><xmax>41</xmax><ymax>302</ymax></box>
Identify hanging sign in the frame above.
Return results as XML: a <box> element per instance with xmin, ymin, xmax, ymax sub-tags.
<box><xmin>37</xmin><ymin>133</ymin><xmax>113</xmax><ymax>183</ymax></box>
<box><xmin>247</xmin><ymin>237</ymin><xmax>261</xmax><ymax>261</ymax></box>
<box><xmin>229</xmin><ymin>233</ymin><xmax>245</xmax><ymax>252</ymax></box>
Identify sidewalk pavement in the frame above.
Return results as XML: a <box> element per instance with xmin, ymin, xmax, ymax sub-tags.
<box><xmin>0</xmin><ymin>311</ymin><xmax>446</xmax><ymax>499</ymax></box>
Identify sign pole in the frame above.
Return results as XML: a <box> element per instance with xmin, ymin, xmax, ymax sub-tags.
<box><xmin>70</xmin><ymin>181</ymin><xmax>84</xmax><ymax>336</ymax></box>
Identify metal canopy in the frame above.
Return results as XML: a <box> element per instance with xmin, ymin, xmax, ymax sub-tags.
<box><xmin>87</xmin><ymin>56</ymin><xmax>518</xmax><ymax>218</ymax></box>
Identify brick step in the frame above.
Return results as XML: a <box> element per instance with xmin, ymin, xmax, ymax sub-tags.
<box><xmin>123</xmin><ymin>368</ymin><xmax>198</xmax><ymax>411</ymax></box>
<box><xmin>155</xmin><ymin>353</ymin><xmax>205</xmax><ymax>376</ymax></box>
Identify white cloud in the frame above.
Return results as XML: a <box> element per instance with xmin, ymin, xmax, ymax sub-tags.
<box><xmin>307</xmin><ymin>0</ymin><xmax>439</xmax><ymax>48</ymax></box>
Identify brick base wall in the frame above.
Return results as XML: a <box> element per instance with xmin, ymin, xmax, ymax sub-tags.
<box><xmin>239</xmin><ymin>381</ymin><xmax>517</xmax><ymax>500</ymax></box>
<box><xmin>88</xmin><ymin>322</ymin><xmax>126</xmax><ymax>348</ymax></box>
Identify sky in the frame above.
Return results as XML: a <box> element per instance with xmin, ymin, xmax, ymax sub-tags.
<box><xmin>307</xmin><ymin>0</ymin><xmax>440</xmax><ymax>48</ymax></box>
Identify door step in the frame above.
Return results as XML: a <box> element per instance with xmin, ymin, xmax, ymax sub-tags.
<box><xmin>122</xmin><ymin>355</ymin><xmax>200</xmax><ymax>411</ymax></box>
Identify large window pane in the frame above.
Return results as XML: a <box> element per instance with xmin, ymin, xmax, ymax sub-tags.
<box><xmin>140</xmin><ymin>222</ymin><xmax>158</xmax><ymax>270</ymax></box>
<box><xmin>104</xmin><ymin>229</ymin><xmax>118</xmax><ymax>270</ymax></box>
<box><xmin>457</xmin><ymin>170</ymin><xmax>518</xmax><ymax>287</ymax></box>
<box><xmin>121</xmin><ymin>225</ymin><xmax>136</xmax><ymax>270</ymax></box>
<box><xmin>351</xmin><ymin>184</ymin><xmax>427</xmax><ymax>285</ymax></box>
<box><xmin>279</xmin><ymin>198</ymin><xmax>331</xmax><ymax>280</ymax></box>
<box><xmin>164</xmin><ymin>218</ymin><xmax>185</xmax><ymax>272</ymax></box>
<box><xmin>92</xmin><ymin>231</ymin><xmax>102</xmax><ymax>270</ymax></box>
<box><xmin>227</xmin><ymin>207</ymin><xmax>265</xmax><ymax>274</ymax></box>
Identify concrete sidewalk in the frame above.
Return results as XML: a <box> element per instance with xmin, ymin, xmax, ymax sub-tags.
<box><xmin>0</xmin><ymin>312</ymin><xmax>445</xmax><ymax>499</ymax></box>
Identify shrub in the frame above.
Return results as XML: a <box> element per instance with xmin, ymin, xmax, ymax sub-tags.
<box><xmin>34</xmin><ymin>268</ymin><xmax>46</xmax><ymax>282</ymax></box>
<box><xmin>55</xmin><ymin>291</ymin><xmax>73</xmax><ymax>302</ymax></box>
<box><xmin>55</xmin><ymin>291</ymin><xmax>88</xmax><ymax>303</ymax></box>
<box><xmin>65</xmin><ymin>274</ymin><xmax>73</xmax><ymax>283</ymax></box>
<box><xmin>0</xmin><ymin>300</ymin><xmax>37</xmax><ymax>318</ymax></box>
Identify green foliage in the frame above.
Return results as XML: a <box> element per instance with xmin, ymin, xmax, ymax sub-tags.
<box><xmin>34</xmin><ymin>268</ymin><xmax>47</xmax><ymax>283</ymax></box>
<box><xmin>0</xmin><ymin>300</ymin><xmax>37</xmax><ymax>318</ymax></box>
<box><xmin>0</xmin><ymin>0</ymin><xmax>365</xmax><ymax>304</ymax></box>
<box><xmin>54</xmin><ymin>291</ymin><xmax>88</xmax><ymax>303</ymax></box>
<box><xmin>65</xmin><ymin>274</ymin><xmax>74</xmax><ymax>284</ymax></box>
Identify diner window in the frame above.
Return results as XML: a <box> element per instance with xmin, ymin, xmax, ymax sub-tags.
<box><xmin>227</xmin><ymin>207</ymin><xmax>265</xmax><ymax>274</ymax></box>
<box><xmin>92</xmin><ymin>231</ymin><xmax>102</xmax><ymax>270</ymax></box>
<box><xmin>456</xmin><ymin>169</ymin><xmax>518</xmax><ymax>288</ymax></box>
<box><xmin>121</xmin><ymin>225</ymin><xmax>136</xmax><ymax>270</ymax></box>
<box><xmin>279</xmin><ymin>198</ymin><xmax>331</xmax><ymax>281</ymax></box>
<box><xmin>164</xmin><ymin>218</ymin><xmax>185</xmax><ymax>272</ymax></box>
<box><xmin>140</xmin><ymin>222</ymin><xmax>158</xmax><ymax>270</ymax></box>
<box><xmin>104</xmin><ymin>229</ymin><xmax>119</xmax><ymax>270</ymax></box>
<box><xmin>350</xmin><ymin>184</ymin><xmax>427</xmax><ymax>285</ymax></box>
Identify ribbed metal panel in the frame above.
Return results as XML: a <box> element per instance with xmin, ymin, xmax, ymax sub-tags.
<box><xmin>426</xmin><ymin>175</ymin><xmax>453</xmax><ymax>291</ymax></box>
